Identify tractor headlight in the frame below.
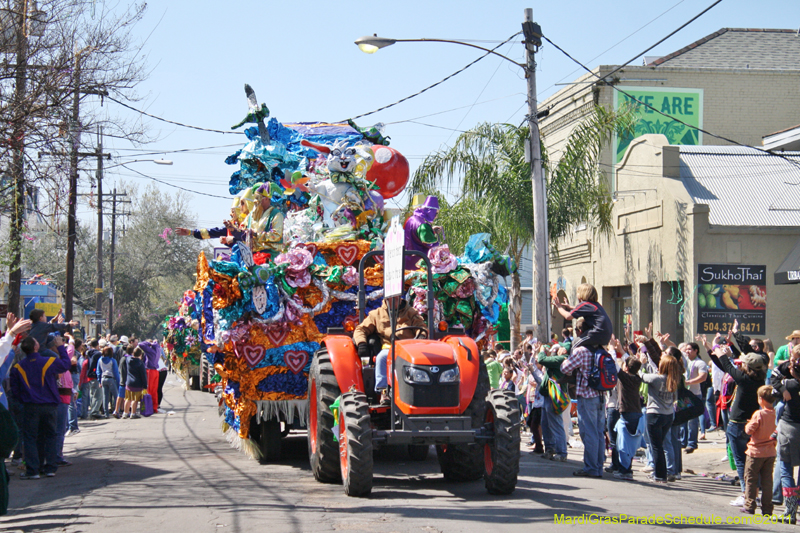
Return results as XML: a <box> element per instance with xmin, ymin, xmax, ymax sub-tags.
<box><xmin>404</xmin><ymin>366</ymin><xmax>431</xmax><ymax>384</ymax></box>
<box><xmin>439</xmin><ymin>366</ymin><xmax>460</xmax><ymax>383</ymax></box>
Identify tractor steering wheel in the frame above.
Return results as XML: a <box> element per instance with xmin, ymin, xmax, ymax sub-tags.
<box><xmin>396</xmin><ymin>326</ymin><xmax>428</xmax><ymax>339</ymax></box>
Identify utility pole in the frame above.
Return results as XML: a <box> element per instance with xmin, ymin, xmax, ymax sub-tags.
<box><xmin>7</xmin><ymin>0</ymin><xmax>29</xmax><ymax>317</ymax></box>
<box><xmin>64</xmin><ymin>52</ymin><xmax>81</xmax><ymax>321</ymax></box>
<box><xmin>523</xmin><ymin>9</ymin><xmax>550</xmax><ymax>342</ymax></box>
<box><xmin>107</xmin><ymin>189</ymin><xmax>130</xmax><ymax>333</ymax></box>
<box><xmin>94</xmin><ymin>126</ymin><xmax>103</xmax><ymax>337</ymax></box>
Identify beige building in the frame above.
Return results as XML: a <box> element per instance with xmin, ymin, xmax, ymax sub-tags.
<box><xmin>516</xmin><ymin>28</ymin><xmax>800</xmax><ymax>343</ymax></box>
<box><xmin>550</xmin><ymin>135</ymin><xmax>800</xmax><ymax>345</ymax></box>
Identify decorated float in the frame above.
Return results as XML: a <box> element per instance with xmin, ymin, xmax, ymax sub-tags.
<box><xmin>179</xmin><ymin>85</ymin><xmax>514</xmax><ymax>461</ymax></box>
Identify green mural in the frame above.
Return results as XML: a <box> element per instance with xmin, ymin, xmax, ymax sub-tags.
<box><xmin>614</xmin><ymin>87</ymin><xmax>703</xmax><ymax>163</ymax></box>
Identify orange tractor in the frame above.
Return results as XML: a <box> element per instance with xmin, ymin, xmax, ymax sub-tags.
<box><xmin>307</xmin><ymin>250</ymin><xmax>520</xmax><ymax>497</ymax></box>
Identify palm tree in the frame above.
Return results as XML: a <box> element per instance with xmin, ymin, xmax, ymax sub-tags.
<box><xmin>410</xmin><ymin>105</ymin><xmax>633</xmax><ymax>348</ymax></box>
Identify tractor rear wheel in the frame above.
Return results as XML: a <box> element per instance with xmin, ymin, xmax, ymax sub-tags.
<box><xmin>437</xmin><ymin>359</ymin><xmax>489</xmax><ymax>481</ymax></box>
<box><xmin>308</xmin><ymin>349</ymin><xmax>341</xmax><ymax>483</ymax></box>
<box><xmin>339</xmin><ymin>391</ymin><xmax>373</xmax><ymax>497</ymax></box>
<box><xmin>483</xmin><ymin>389</ymin><xmax>520</xmax><ymax>495</ymax></box>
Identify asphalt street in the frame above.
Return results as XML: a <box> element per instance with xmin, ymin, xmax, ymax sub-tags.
<box><xmin>1</xmin><ymin>376</ymin><xmax>791</xmax><ymax>533</ymax></box>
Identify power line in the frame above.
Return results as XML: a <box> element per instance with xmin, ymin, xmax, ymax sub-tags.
<box><xmin>541</xmin><ymin>35</ymin><xmax>800</xmax><ymax>171</ymax></box>
<box><xmin>538</xmin><ymin>0</ymin><xmax>722</xmax><ymax>116</ymax></box>
<box><xmin>120</xmin><ymin>164</ymin><xmax>231</xmax><ymax>199</ymax></box>
<box><xmin>110</xmin><ymin>143</ymin><xmax>243</xmax><ymax>156</ymax></box>
<box><xmin>386</xmin><ymin>92</ymin><xmax>525</xmax><ymax>124</ymax></box>
<box><xmin>537</xmin><ymin>0</ymin><xmax>688</xmax><ymax>100</ymax></box>
<box><xmin>599</xmin><ymin>0</ymin><xmax>723</xmax><ymax>84</ymax></box>
<box><xmin>444</xmin><ymin>39</ymin><xmax>517</xmax><ymax>145</ymax></box>
<box><xmin>106</xmin><ymin>95</ymin><xmax>244</xmax><ymax>135</ymax></box>
<box><xmin>343</xmin><ymin>32</ymin><xmax>522</xmax><ymax>122</ymax></box>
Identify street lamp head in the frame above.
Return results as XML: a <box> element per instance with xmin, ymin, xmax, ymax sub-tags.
<box><xmin>153</xmin><ymin>159</ymin><xmax>173</xmax><ymax>165</ymax></box>
<box><xmin>354</xmin><ymin>34</ymin><xmax>396</xmax><ymax>54</ymax></box>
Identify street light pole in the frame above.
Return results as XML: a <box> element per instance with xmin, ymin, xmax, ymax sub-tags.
<box><xmin>354</xmin><ymin>8</ymin><xmax>551</xmax><ymax>342</ymax></box>
<box><xmin>522</xmin><ymin>8</ymin><xmax>550</xmax><ymax>342</ymax></box>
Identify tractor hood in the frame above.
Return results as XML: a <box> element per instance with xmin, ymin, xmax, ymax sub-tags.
<box><xmin>394</xmin><ymin>339</ymin><xmax>456</xmax><ymax>366</ymax></box>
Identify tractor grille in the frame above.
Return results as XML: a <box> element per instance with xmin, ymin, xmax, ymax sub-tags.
<box><xmin>396</xmin><ymin>360</ymin><xmax>459</xmax><ymax>408</ymax></box>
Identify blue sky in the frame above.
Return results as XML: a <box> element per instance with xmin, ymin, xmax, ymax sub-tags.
<box><xmin>83</xmin><ymin>0</ymin><xmax>799</xmax><ymax>230</ymax></box>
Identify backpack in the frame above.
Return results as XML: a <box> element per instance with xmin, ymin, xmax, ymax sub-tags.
<box><xmin>587</xmin><ymin>347</ymin><xmax>618</xmax><ymax>391</ymax></box>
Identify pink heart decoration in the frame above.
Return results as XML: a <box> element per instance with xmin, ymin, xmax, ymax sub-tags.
<box><xmin>374</xmin><ymin>253</ymin><xmax>384</xmax><ymax>264</ymax></box>
<box><xmin>297</xmin><ymin>243</ymin><xmax>318</xmax><ymax>258</ymax></box>
<box><xmin>241</xmin><ymin>344</ymin><xmax>266</xmax><ymax>368</ymax></box>
<box><xmin>265</xmin><ymin>327</ymin><xmax>287</xmax><ymax>347</ymax></box>
<box><xmin>336</xmin><ymin>244</ymin><xmax>359</xmax><ymax>266</ymax></box>
<box><xmin>284</xmin><ymin>350</ymin><xmax>309</xmax><ymax>374</ymax></box>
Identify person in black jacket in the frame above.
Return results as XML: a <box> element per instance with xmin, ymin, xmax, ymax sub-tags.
<box><xmin>770</xmin><ymin>346</ymin><xmax>800</xmax><ymax>524</ymax></box>
<box><xmin>709</xmin><ymin>345</ymin><xmax>767</xmax><ymax>506</ymax></box>
<box><xmin>123</xmin><ymin>347</ymin><xmax>148</xmax><ymax>419</ymax></box>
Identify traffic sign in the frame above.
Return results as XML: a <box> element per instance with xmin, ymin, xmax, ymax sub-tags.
<box><xmin>94</xmin><ymin>288</ymin><xmax>104</xmax><ymax>293</ymax></box>
<box><xmin>84</xmin><ymin>310</ymin><xmax>96</xmax><ymax>315</ymax></box>
<box><xmin>384</xmin><ymin>216</ymin><xmax>405</xmax><ymax>298</ymax></box>
<box><xmin>90</xmin><ymin>318</ymin><xmax>106</xmax><ymax>324</ymax></box>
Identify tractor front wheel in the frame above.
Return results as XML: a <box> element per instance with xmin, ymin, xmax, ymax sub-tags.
<box><xmin>339</xmin><ymin>391</ymin><xmax>373</xmax><ymax>497</ymax></box>
<box><xmin>483</xmin><ymin>389</ymin><xmax>520</xmax><ymax>495</ymax></box>
<box><xmin>308</xmin><ymin>349</ymin><xmax>341</xmax><ymax>483</ymax></box>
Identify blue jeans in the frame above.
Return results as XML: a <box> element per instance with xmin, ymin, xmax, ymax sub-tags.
<box><xmin>774</xmin><ymin>429</ymin><xmax>784</xmax><ymax>504</ymax></box>
<box><xmin>606</xmin><ymin>407</ymin><xmax>621</xmax><ymax>471</ymax></box>
<box><xmin>101</xmin><ymin>377</ymin><xmax>118</xmax><ymax>415</ymax></box>
<box><xmin>642</xmin><ymin>407</ymin><xmax>654</xmax><ymax>468</ymax></box>
<box><xmin>89</xmin><ymin>380</ymin><xmax>102</xmax><ymax>417</ymax></box>
<box><xmin>646</xmin><ymin>412</ymin><xmax>674</xmax><ymax>481</ymax></box>
<box><xmin>68</xmin><ymin>394</ymin><xmax>79</xmax><ymax>431</ymax></box>
<box><xmin>704</xmin><ymin>388</ymin><xmax>716</xmax><ymax>430</ymax></box>
<box><xmin>21</xmin><ymin>403</ymin><xmax>58</xmax><ymax>476</ymax></box>
<box><xmin>781</xmin><ymin>459</ymin><xmax>798</xmax><ymax>493</ymax></box>
<box><xmin>682</xmin><ymin>391</ymin><xmax>702</xmax><ymax>448</ymax></box>
<box><xmin>55</xmin><ymin>402</ymin><xmax>69</xmax><ymax>462</ymax></box>
<box><xmin>665</xmin><ymin>424</ymin><xmax>682</xmax><ymax>476</ymax></box>
<box><xmin>618</xmin><ymin>411</ymin><xmax>642</xmax><ymax>475</ymax></box>
<box><xmin>773</xmin><ymin>405</ymin><xmax>785</xmax><ymax>504</ymax></box>
<box><xmin>728</xmin><ymin>421</ymin><xmax>750</xmax><ymax>493</ymax></box>
<box><xmin>541</xmin><ymin>398</ymin><xmax>567</xmax><ymax>458</ymax></box>
<box><xmin>374</xmin><ymin>349</ymin><xmax>389</xmax><ymax>391</ymax></box>
<box><xmin>79</xmin><ymin>382</ymin><xmax>90</xmax><ymax>419</ymax></box>
<box><xmin>576</xmin><ymin>395</ymin><xmax>605</xmax><ymax>476</ymax></box>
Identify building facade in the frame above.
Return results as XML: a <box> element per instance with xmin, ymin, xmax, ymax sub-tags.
<box><xmin>516</xmin><ymin>28</ymin><xmax>800</xmax><ymax>341</ymax></box>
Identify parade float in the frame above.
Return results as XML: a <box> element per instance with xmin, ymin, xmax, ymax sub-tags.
<box><xmin>181</xmin><ymin>85</ymin><xmax>514</xmax><ymax>461</ymax></box>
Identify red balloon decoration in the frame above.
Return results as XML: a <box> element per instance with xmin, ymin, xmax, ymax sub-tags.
<box><xmin>366</xmin><ymin>146</ymin><xmax>409</xmax><ymax>199</ymax></box>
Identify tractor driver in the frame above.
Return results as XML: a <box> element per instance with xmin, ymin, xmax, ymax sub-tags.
<box><xmin>354</xmin><ymin>299</ymin><xmax>427</xmax><ymax>405</ymax></box>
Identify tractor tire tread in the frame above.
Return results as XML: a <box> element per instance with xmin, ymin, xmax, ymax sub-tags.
<box><xmin>484</xmin><ymin>389</ymin><xmax>521</xmax><ymax>495</ymax></box>
<box><xmin>309</xmin><ymin>350</ymin><xmax>341</xmax><ymax>483</ymax></box>
<box><xmin>340</xmin><ymin>391</ymin><xmax>373</xmax><ymax>497</ymax></box>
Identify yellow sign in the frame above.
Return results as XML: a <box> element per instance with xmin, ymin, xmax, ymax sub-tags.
<box><xmin>94</xmin><ymin>288</ymin><xmax>104</xmax><ymax>293</ymax></box>
<box><xmin>34</xmin><ymin>302</ymin><xmax>62</xmax><ymax>316</ymax></box>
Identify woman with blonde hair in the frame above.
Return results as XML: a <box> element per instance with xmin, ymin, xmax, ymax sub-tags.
<box><xmin>642</xmin><ymin>347</ymin><xmax>682</xmax><ymax>483</ymax></box>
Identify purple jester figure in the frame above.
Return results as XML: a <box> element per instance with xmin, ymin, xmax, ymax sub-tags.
<box><xmin>403</xmin><ymin>195</ymin><xmax>441</xmax><ymax>270</ymax></box>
